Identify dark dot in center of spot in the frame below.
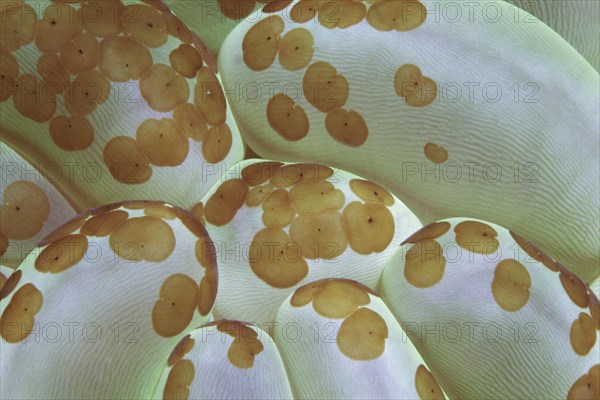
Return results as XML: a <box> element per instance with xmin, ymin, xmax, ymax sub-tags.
<box><xmin>148</xmin><ymin>23</ymin><xmax>154</xmax><ymax>28</ymax></box>
<box><xmin>78</xmin><ymin>49</ymin><xmax>83</xmax><ymax>54</ymax></box>
<box><xmin>15</xmin><ymin>206</ymin><xmax>20</xmax><ymax>211</ymax></box>
<box><xmin>51</xmin><ymin>20</ymin><xmax>56</xmax><ymax>25</ymax></box>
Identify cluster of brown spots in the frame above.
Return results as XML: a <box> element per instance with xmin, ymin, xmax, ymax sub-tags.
<box><xmin>491</xmin><ymin>259</ymin><xmax>531</xmax><ymax>312</ymax></box>
<box><xmin>343</xmin><ymin>202</ymin><xmax>394</xmax><ymax>254</ymax></box>
<box><xmin>303</xmin><ymin>61</ymin><xmax>349</xmax><ymax>112</ymax></box>
<box><xmin>194</xmin><ymin>66</ymin><xmax>227</xmax><ymax>126</ymax></box>
<box><xmin>152</xmin><ymin>274</ymin><xmax>199</xmax><ymax>337</ymax></box>
<box><xmin>34</xmin><ymin>3</ymin><xmax>83</xmax><ymax>53</ymax></box>
<box><xmin>64</xmin><ymin>70</ymin><xmax>110</xmax><ymax>116</ymax></box>
<box><xmin>349</xmin><ymin>179</ymin><xmax>394</xmax><ymax>206</ymax></box>
<box><xmin>136</xmin><ymin>118</ymin><xmax>189</xmax><ymax>166</ymax></box>
<box><xmin>404</xmin><ymin>239</ymin><xmax>446</xmax><ymax>288</ymax></box>
<box><xmin>203</xmin><ymin>123</ymin><xmax>233</xmax><ymax>163</ymax></box>
<box><xmin>80</xmin><ymin>210</ymin><xmax>129</xmax><ymax>236</ymax></box>
<box><xmin>103</xmin><ymin>136</ymin><xmax>153</xmax><ymax>184</ymax></box>
<box><xmin>216</xmin><ymin>320</ymin><xmax>265</xmax><ymax>369</ymax></box>
<box><xmin>568</xmin><ymin>365</ymin><xmax>600</xmax><ymax>399</ymax></box>
<box><xmin>510</xmin><ymin>230</ymin><xmax>558</xmax><ymax>272</ymax></box>
<box><xmin>170</xmin><ymin>44</ymin><xmax>203</xmax><ymax>78</ymax></box>
<box><xmin>415</xmin><ymin>365</ymin><xmax>445</xmax><ymax>400</ymax></box>
<box><xmin>424</xmin><ymin>142</ymin><xmax>448</xmax><ymax>164</ymax></box>
<box><xmin>49</xmin><ymin>115</ymin><xmax>94</xmax><ymax>151</ymax></box>
<box><xmin>242</xmin><ymin>16</ymin><xmax>285</xmax><ymax>71</ymax></box>
<box><xmin>13</xmin><ymin>74</ymin><xmax>57</xmax><ymax>122</ymax></box>
<box><xmin>0</xmin><ymin>270</ymin><xmax>21</xmax><ymax>300</ymax></box>
<box><xmin>266</xmin><ymin>93</ymin><xmax>310</xmax><ymax>141</ymax></box>
<box><xmin>291</xmin><ymin>0</ymin><xmax>366</xmax><ymax>29</ymax></box>
<box><xmin>140</xmin><ymin>63</ymin><xmax>189</xmax><ymax>112</ymax></box>
<box><xmin>173</xmin><ymin>103</ymin><xmax>208</xmax><ymax>141</ymax></box>
<box><xmin>570</xmin><ymin>313</ymin><xmax>597</xmax><ymax>356</ymax></box>
<box><xmin>367</xmin><ymin>0</ymin><xmax>426</xmax><ymax>31</ymax></box>
<box><xmin>249</xmin><ymin>227</ymin><xmax>309</xmax><ymax>288</ymax></box>
<box><xmin>163</xmin><ymin>359</ymin><xmax>195</xmax><ymax>400</ymax></box>
<box><xmin>325</xmin><ymin>108</ymin><xmax>368</xmax><ymax>147</ymax></box>
<box><xmin>205</xmin><ymin>179</ymin><xmax>249</xmax><ymax>226</ymax></box>
<box><xmin>394</xmin><ymin>64</ymin><xmax>437</xmax><ymax>107</ymax></box>
<box><xmin>168</xmin><ymin>334</ymin><xmax>196</xmax><ymax>366</ymax></box>
<box><xmin>0</xmin><ymin>3</ymin><xmax>36</xmax><ymax>52</ymax></box>
<box><xmin>110</xmin><ymin>216</ymin><xmax>175</xmax><ymax>262</ymax></box>
<box><xmin>60</xmin><ymin>32</ymin><xmax>99</xmax><ymax>75</ymax></box>
<box><xmin>454</xmin><ymin>220</ymin><xmax>499</xmax><ymax>255</ymax></box>
<box><xmin>99</xmin><ymin>35</ymin><xmax>152</xmax><ymax>81</ymax></box>
<box><xmin>0</xmin><ymin>283</ymin><xmax>43</xmax><ymax>343</ymax></box>
<box><xmin>1</xmin><ymin>181</ymin><xmax>50</xmax><ymax>241</ymax></box>
<box><xmin>34</xmin><ymin>234</ymin><xmax>88</xmax><ymax>273</ymax></box>
<box><xmin>122</xmin><ymin>4</ymin><xmax>167</xmax><ymax>47</ymax></box>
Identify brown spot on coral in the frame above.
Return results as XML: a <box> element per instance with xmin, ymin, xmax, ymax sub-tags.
<box><xmin>262</xmin><ymin>189</ymin><xmax>295</xmax><ymax>227</ymax></box>
<box><xmin>568</xmin><ymin>365</ymin><xmax>600</xmax><ymax>400</ymax></box>
<box><xmin>290</xmin><ymin>0</ymin><xmax>319</xmax><ymax>23</ymax></box>
<box><xmin>35</xmin><ymin>3</ymin><xmax>83</xmax><ymax>53</ymax></box>
<box><xmin>242</xmin><ymin>16</ymin><xmax>284</xmax><ymax>71</ymax></box>
<box><xmin>279</xmin><ymin>28</ymin><xmax>314</xmax><ymax>71</ymax></box>
<box><xmin>60</xmin><ymin>32</ymin><xmax>99</xmax><ymax>75</ymax></box>
<box><xmin>557</xmin><ymin>264</ymin><xmax>590</xmax><ymax>308</ymax></box>
<box><xmin>99</xmin><ymin>35</ymin><xmax>153</xmax><ymax>82</ymax></box>
<box><xmin>266</xmin><ymin>93</ymin><xmax>309</xmax><ymax>141</ymax></box>
<box><xmin>37</xmin><ymin>54</ymin><xmax>69</xmax><ymax>96</ymax></box>
<box><xmin>570</xmin><ymin>313</ymin><xmax>597</xmax><ymax>356</ymax></box>
<box><xmin>170</xmin><ymin>43</ymin><xmax>203</xmax><ymax>79</ymax></box>
<box><xmin>0</xmin><ymin>283</ymin><xmax>43</xmax><ymax>343</ymax></box>
<box><xmin>140</xmin><ymin>63</ymin><xmax>189</xmax><ymax>112</ymax></box>
<box><xmin>0</xmin><ymin>3</ymin><xmax>36</xmax><ymax>52</ymax></box>
<box><xmin>343</xmin><ymin>202</ymin><xmax>394</xmax><ymax>254</ymax></box>
<box><xmin>318</xmin><ymin>0</ymin><xmax>366</xmax><ymax>29</ymax></box>
<box><xmin>454</xmin><ymin>220</ymin><xmax>499</xmax><ymax>255</ymax></box>
<box><xmin>325</xmin><ymin>108</ymin><xmax>368</xmax><ymax>147</ymax></box>
<box><xmin>122</xmin><ymin>3</ymin><xmax>167</xmax><ymax>47</ymax></box>
<box><xmin>64</xmin><ymin>70</ymin><xmax>110</xmax><ymax>116</ymax></box>
<box><xmin>290</xmin><ymin>181</ymin><xmax>345</xmax><ymax>214</ymax></box>
<box><xmin>204</xmin><ymin>179</ymin><xmax>249</xmax><ymax>226</ymax></box>
<box><xmin>103</xmin><ymin>136</ymin><xmax>153</xmax><ymax>184</ymax></box>
<box><xmin>163</xmin><ymin>359</ymin><xmax>195</xmax><ymax>399</ymax></box>
<box><xmin>80</xmin><ymin>210</ymin><xmax>128</xmax><ymax>236</ymax></box>
<box><xmin>338</xmin><ymin>307</ymin><xmax>388</xmax><ymax>360</ymax></box>
<box><xmin>202</xmin><ymin>124</ymin><xmax>233</xmax><ymax>164</ymax></box>
<box><xmin>313</xmin><ymin>279</ymin><xmax>371</xmax><ymax>318</ymax></box>
<box><xmin>424</xmin><ymin>142</ymin><xmax>448</xmax><ymax>164</ymax></box>
<box><xmin>190</xmin><ymin>203</ymin><xmax>206</xmax><ymax>226</ymax></box>
<box><xmin>168</xmin><ymin>334</ymin><xmax>196</xmax><ymax>366</ymax></box>
<box><xmin>249</xmin><ymin>227</ymin><xmax>308</xmax><ymax>288</ymax></box>
<box><xmin>246</xmin><ymin>183</ymin><xmax>275</xmax><ymax>207</ymax></box>
<box><xmin>402</xmin><ymin>222</ymin><xmax>450</xmax><ymax>245</ymax></box>
<box><xmin>1</xmin><ymin>181</ymin><xmax>50</xmax><ymax>240</ymax></box>
<box><xmin>162</xmin><ymin>10</ymin><xmax>193</xmax><ymax>43</ymax></box>
<box><xmin>0</xmin><ymin>51</ymin><xmax>18</xmax><ymax>102</ymax></box>
<box><xmin>38</xmin><ymin>212</ymin><xmax>89</xmax><ymax>247</ymax></box>
<box><xmin>0</xmin><ymin>232</ymin><xmax>7</xmax><ymax>257</ymax></box>
<box><xmin>349</xmin><ymin>179</ymin><xmax>394</xmax><ymax>206</ymax></box>
<box><xmin>589</xmin><ymin>291</ymin><xmax>600</xmax><ymax>331</ymax></box>
<box><xmin>404</xmin><ymin>239</ymin><xmax>446</xmax><ymax>288</ymax></box>
<box><xmin>194</xmin><ymin>66</ymin><xmax>227</xmax><ymax>126</ymax></box>
<box><xmin>217</xmin><ymin>320</ymin><xmax>265</xmax><ymax>369</ymax></box>
<box><xmin>394</xmin><ymin>64</ymin><xmax>437</xmax><ymax>107</ymax></box>
<box><xmin>289</xmin><ymin>211</ymin><xmax>347</xmax><ymax>259</ymax></box>
<box><xmin>153</xmin><ymin>274</ymin><xmax>199</xmax><ymax>337</ymax></box>
<box><xmin>0</xmin><ymin>270</ymin><xmax>21</xmax><ymax>300</ymax></box>
<box><xmin>13</xmin><ymin>74</ymin><xmax>57</xmax><ymax>122</ymax></box>
<box><xmin>492</xmin><ymin>259</ymin><xmax>531</xmax><ymax>312</ymax></box>
<box><xmin>173</xmin><ymin>103</ymin><xmax>208</xmax><ymax>141</ymax></box>
<box><xmin>144</xmin><ymin>204</ymin><xmax>176</xmax><ymax>220</ymax></box>
<box><xmin>136</xmin><ymin>118</ymin><xmax>189</xmax><ymax>166</ymax></box>
<box><xmin>49</xmin><ymin>115</ymin><xmax>94</xmax><ymax>151</ymax></box>
<box><xmin>81</xmin><ymin>0</ymin><xmax>125</xmax><ymax>37</ymax></box>
<box><xmin>110</xmin><ymin>216</ymin><xmax>175</xmax><ymax>262</ymax></box>
<box><xmin>415</xmin><ymin>364</ymin><xmax>445</xmax><ymax>400</ymax></box>
<box><xmin>367</xmin><ymin>0</ymin><xmax>426</xmax><ymax>31</ymax></box>
<box><xmin>303</xmin><ymin>62</ymin><xmax>349</xmax><ymax>113</ymax></box>
<box><xmin>34</xmin><ymin>234</ymin><xmax>88</xmax><ymax>273</ymax></box>
<box><xmin>242</xmin><ymin>162</ymin><xmax>283</xmax><ymax>186</ymax></box>
<box><xmin>198</xmin><ymin>263</ymin><xmax>217</xmax><ymax>316</ymax></box>
<box><xmin>272</xmin><ymin>164</ymin><xmax>334</xmax><ymax>186</ymax></box>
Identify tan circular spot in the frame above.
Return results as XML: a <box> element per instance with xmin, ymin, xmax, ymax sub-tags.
<box><xmin>153</xmin><ymin>274</ymin><xmax>199</xmax><ymax>337</ymax></box>
<box><xmin>249</xmin><ymin>227</ymin><xmax>308</xmax><ymax>288</ymax></box>
<box><xmin>570</xmin><ymin>313</ymin><xmax>597</xmax><ymax>356</ymax></box>
<box><xmin>263</xmin><ymin>0</ymin><xmax>293</xmax><ymax>13</ymax></box>
<box><xmin>492</xmin><ymin>259</ymin><xmax>531</xmax><ymax>312</ymax></box>
<box><xmin>509</xmin><ymin>231</ymin><xmax>558</xmax><ymax>272</ymax></box>
<box><xmin>559</xmin><ymin>264</ymin><xmax>590</xmax><ymax>308</ymax></box>
<box><xmin>424</xmin><ymin>142</ymin><xmax>448</xmax><ymax>164</ymax></box>
<box><xmin>80</xmin><ymin>210</ymin><xmax>128</xmax><ymax>237</ymax></box>
<box><xmin>242</xmin><ymin>15</ymin><xmax>284</xmax><ymax>71</ymax></box>
<box><xmin>454</xmin><ymin>220</ymin><xmax>499</xmax><ymax>255</ymax></box>
<box><xmin>567</xmin><ymin>364</ymin><xmax>600</xmax><ymax>400</ymax></box>
<box><xmin>290</xmin><ymin>181</ymin><xmax>345</xmax><ymax>214</ymax></box>
<box><xmin>367</xmin><ymin>0</ymin><xmax>426</xmax><ymax>31</ymax></box>
<box><xmin>290</xmin><ymin>0</ymin><xmax>318</xmax><ymax>23</ymax></box>
<box><xmin>140</xmin><ymin>63</ymin><xmax>189</xmax><ymax>112</ymax></box>
<box><xmin>198</xmin><ymin>263</ymin><xmax>217</xmax><ymax>316</ymax></box>
<box><xmin>168</xmin><ymin>334</ymin><xmax>196</xmax><ymax>366</ymax></box>
<box><xmin>13</xmin><ymin>74</ymin><xmax>57</xmax><ymax>122</ymax></box>
<box><xmin>217</xmin><ymin>321</ymin><xmax>265</xmax><ymax>369</ymax></box>
<box><xmin>190</xmin><ymin>202</ymin><xmax>206</xmax><ymax>226</ymax></box>
<box><xmin>39</xmin><ymin>212</ymin><xmax>89</xmax><ymax>247</ymax></box>
<box><xmin>35</xmin><ymin>3</ymin><xmax>83</xmax><ymax>53</ymax></box>
<box><xmin>415</xmin><ymin>365</ymin><xmax>445</xmax><ymax>400</ymax></box>
<box><xmin>1</xmin><ymin>181</ymin><xmax>50</xmax><ymax>240</ymax></box>
<box><xmin>266</xmin><ymin>93</ymin><xmax>309</xmax><ymax>141</ymax></box>
<box><xmin>0</xmin><ymin>270</ymin><xmax>21</xmax><ymax>300</ymax></box>
<box><xmin>289</xmin><ymin>211</ymin><xmax>348</xmax><ymax>259</ymax></box>
<box><xmin>122</xmin><ymin>4</ymin><xmax>167</xmax><ymax>47</ymax></box>
<box><xmin>313</xmin><ymin>279</ymin><xmax>371</xmax><ymax>318</ymax></box>
<box><xmin>246</xmin><ymin>183</ymin><xmax>275</xmax><ymax>207</ymax></box>
<box><xmin>49</xmin><ymin>115</ymin><xmax>94</xmax><ymax>151</ymax></box>
<box><xmin>81</xmin><ymin>0</ymin><xmax>125</xmax><ymax>37</ymax></box>
<box><xmin>173</xmin><ymin>103</ymin><xmax>208</xmax><ymax>141</ymax></box>
<box><xmin>103</xmin><ymin>136</ymin><xmax>153</xmax><ymax>184</ymax></box>
<box><xmin>37</xmin><ymin>54</ymin><xmax>69</xmax><ymax>96</ymax></box>
<box><xmin>589</xmin><ymin>292</ymin><xmax>599</xmax><ymax>330</ymax></box>
<box><xmin>0</xmin><ymin>283</ymin><xmax>43</xmax><ymax>343</ymax></box>
<box><xmin>394</xmin><ymin>64</ymin><xmax>437</xmax><ymax>107</ymax></box>
<box><xmin>318</xmin><ymin>0</ymin><xmax>366</xmax><ymax>29</ymax></box>
<box><xmin>99</xmin><ymin>35</ymin><xmax>153</xmax><ymax>82</ymax></box>
<box><xmin>170</xmin><ymin>43</ymin><xmax>203</xmax><ymax>79</ymax></box>
<box><xmin>110</xmin><ymin>216</ymin><xmax>175</xmax><ymax>262</ymax></box>
<box><xmin>325</xmin><ymin>108</ymin><xmax>368</xmax><ymax>147</ymax></box>
<box><xmin>278</xmin><ymin>28</ymin><xmax>314</xmax><ymax>71</ymax></box>
<box><xmin>303</xmin><ymin>62</ymin><xmax>349</xmax><ymax>113</ymax></box>
<box><xmin>162</xmin><ymin>10</ymin><xmax>193</xmax><ymax>43</ymax></box>
<box><xmin>0</xmin><ymin>3</ymin><xmax>36</xmax><ymax>52</ymax></box>
<box><xmin>204</xmin><ymin>179</ymin><xmax>249</xmax><ymax>226</ymax></box>
<box><xmin>404</xmin><ymin>240</ymin><xmax>446</xmax><ymax>288</ymax></box>
<box><xmin>242</xmin><ymin>162</ymin><xmax>283</xmax><ymax>186</ymax></box>
<box><xmin>338</xmin><ymin>307</ymin><xmax>388</xmax><ymax>360</ymax></box>
<box><xmin>402</xmin><ymin>222</ymin><xmax>451</xmax><ymax>245</ymax></box>
<box><xmin>163</xmin><ymin>359</ymin><xmax>195</xmax><ymax>399</ymax></box>
<box><xmin>0</xmin><ymin>51</ymin><xmax>18</xmax><ymax>102</ymax></box>
<box><xmin>343</xmin><ymin>202</ymin><xmax>394</xmax><ymax>254</ymax></box>
<box><xmin>64</xmin><ymin>70</ymin><xmax>110</xmax><ymax>116</ymax></box>
<box><xmin>202</xmin><ymin>123</ymin><xmax>233</xmax><ymax>164</ymax></box>
<box><xmin>135</xmin><ymin>118</ymin><xmax>189</xmax><ymax>166</ymax></box>
<box><xmin>34</xmin><ymin>234</ymin><xmax>88</xmax><ymax>273</ymax></box>
<box><xmin>194</xmin><ymin>66</ymin><xmax>227</xmax><ymax>126</ymax></box>
<box><xmin>59</xmin><ymin>31</ymin><xmax>99</xmax><ymax>75</ymax></box>
<box><xmin>262</xmin><ymin>188</ymin><xmax>295</xmax><ymax>228</ymax></box>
